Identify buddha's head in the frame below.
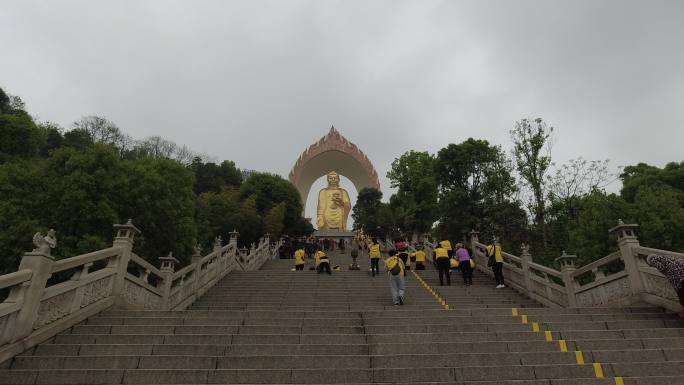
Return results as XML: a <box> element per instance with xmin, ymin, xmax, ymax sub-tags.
<box><xmin>327</xmin><ymin>171</ymin><xmax>340</xmax><ymax>187</ymax></box>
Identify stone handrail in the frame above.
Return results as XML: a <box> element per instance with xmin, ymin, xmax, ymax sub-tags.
<box><xmin>469</xmin><ymin>221</ymin><xmax>682</xmax><ymax>312</ymax></box>
<box><xmin>0</xmin><ymin>222</ymin><xmax>278</xmax><ymax>363</ymax></box>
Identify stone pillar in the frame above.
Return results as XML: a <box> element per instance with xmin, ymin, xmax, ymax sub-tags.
<box><xmin>229</xmin><ymin>230</ymin><xmax>239</xmax><ymax>247</ymax></box>
<box><xmin>190</xmin><ymin>245</ymin><xmax>202</xmax><ymax>292</ymax></box>
<box><xmin>609</xmin><ymin>220</ymin><xmax>643</xmax><ymax>297</ymax></box>
<box><xmin>520</xmin><ymin>243</ymin><xmax>533</xmax><ymax>294</ymax></box>
<box><xmin>556</xmin><ymin>251</ymin><xmax>578</xmax><ymax>307</ymax></box>
<box><xmin>11</xmin><ymin>230</ymin><xmax>57</xmax><ymax>342</ymax></box>
<box><xmin>159</xmin><ymin>252</ymin><xmax>179</xmax><ymax>310</ymax></box>
<box><xmin>111</xmin><ymin>220</ymin><xmax>141</xmax><ymax>306</ymax></box>
<box><xmin>212</xmin><ymin>236</ymin><xmax>224</xmax><ymax>275</ymax></box>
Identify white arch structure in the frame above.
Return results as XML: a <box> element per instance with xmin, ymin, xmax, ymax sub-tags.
<box><xmin>288</xmin><ymin>127</ymin><xmax>381</xmax><ymax>214</ymax></box>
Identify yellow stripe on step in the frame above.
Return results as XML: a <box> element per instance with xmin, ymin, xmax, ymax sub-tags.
<box><xmin>521</xmin><ymin>315</ymin><xmax>528</xmax><ymax>324</ymax></box>
<box><xmin>593</xmin><ymin>363</ymin><xmax>604</xmax><ymax>378</ymax></box>
<box><xmin>614</xmin><ymin>377</ymin><xmax>624</xmax><ymax>385</ymax></box>
<box><xmin>558</xmin><ymin>340</ymin><xmax>568</xmax><ymax>352</ymax></box>
<box><xmin>532</xmin><ymin>322</ymin><xmax>540</xmax><ymax>332</ymax></box>
<box><xmin>544</xmin><ymin>330</ymin><xmax>553</xmax><ymax>341</ymax></box>
<box><xmin>511</xmin><ymin>308</ymin><xmax>519</xmax><ymax>316</ymax></box>
<box><xmin>575</xmin><ymin>351</ymin><xmax>585</xmax><ymax>365</ymax></box>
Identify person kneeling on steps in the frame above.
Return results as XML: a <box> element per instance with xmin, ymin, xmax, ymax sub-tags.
<box><xmin>315</xmin><ymin>249</ymin><xmax>331</xmax><ymax>274</ymax></box>
<box><xmin>385</xmin><ymin>249</ymin><xmax>406</xmax><ymax>305</ymax></box>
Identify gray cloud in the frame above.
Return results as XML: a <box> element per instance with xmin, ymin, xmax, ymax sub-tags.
<box><xmin>2</xmin><ymin>0</ymin><xmax>683</xmax><ymax>221</ymax></box>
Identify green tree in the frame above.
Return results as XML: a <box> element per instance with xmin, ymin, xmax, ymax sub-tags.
<box><xmin>387</xmin><ymin>151</ymin><xmax>439</xmax><ymax>236</ymax></box>
<box><xmin>236</xmin><ymin>195</ymin><xmax>264</xmax><ymax>247</ymax></box>
<box><xmin>121</xmin><ymin>157</ymin><xmax>197</xmax><ymax>266</ymax></box>
<box><xmin>189</xmin><ymin>158</ymin><xmax>242</xmax><ymax>194</ymax></box>
<box><xmin>195</xmin><ymin>190</ymin><xmax>242</xmax><ymax>249</ymax></box>
<box><xmin>564</xmin><ymin>191</ymin><xmax>630</xmax><ymax>267</ymax></box>
<box><xmin>264</xmin><ymin>202</ymin><xmax>286</xmax><ymax>238</ymax></box>
<box><xmin>510</xmin><ymin>118</ymin><xmax>553</xmax><ymax>248</ymax></box>
<box><xmin>0</xmin><ymin>105</ymin><xmax>44</xmax><ymax>161</ymax></box>
<box><xmin>435</xmin><ymin>138</ymin><xmax>523</xmax><ymax>246</ymax></box>
<box><xmin>352</xmin><ymin>187</ymin><xmax>382</xmax><ymax>236</ymax></box>
<box><xmin>240</xmin><ymin>172</ymin><xmax>303</xmax><ymax>235</ymax></box>
<box><xmin>0</xmin><ymin>158</ymin><xmax>48</xmax><ymax>273</ymax></box>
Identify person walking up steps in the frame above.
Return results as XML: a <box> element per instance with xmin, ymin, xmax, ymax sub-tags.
<box><xmin>455</xmin><ymin>243</ymin><xmax>473</xmax><ymax>286</ymax></box>
<box><xmin>368</xmin><ymin>238</ymin><xmax>381</xmax><ymax>277</ymax></box>
<box><xmin>384</xmin><ymin>249</ymin><xmax>406</xmax><ymax>305</ymax></box>
<box><xmin>434</xmin><ymin>242</ymin><xmax>451</xmax><ymax>286</ymax></box>
<box><xmin>294</xmin><ymin>246</ymin><xmax>305</xmax><ymax>271</ymax></box>
<box><xmin>486</xmin><ymin>239</ymin><xmax>505</xmax><ymax>288</ymax></box>
<box><xmin>413</xmin><ymin>244</ymin><xmax>426</xmax><ymax>270</ymax></box>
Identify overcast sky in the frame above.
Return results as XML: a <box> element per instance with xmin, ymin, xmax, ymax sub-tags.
<box><xmin>2</xmin><ymin>0</ymin><xmax>683</xmax><ymax>220</ymax></box>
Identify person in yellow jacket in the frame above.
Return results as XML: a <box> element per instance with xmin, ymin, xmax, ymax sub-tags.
<box><xmin>413</xmin><ymin>245</ymin><xmax>426</xmax><ymax>270</ymax></box>
<box><xmin>440</xmin><ymin>239</ymin><xmax>453</xmax><ymax>257</ymax></box>
<box><xmin>384</xmin><ymin>249</ymin><xmax>405</xmax><ymax>305</ymax></box>
<box><xmin>368</xmin><ymin>238</ymin><xmax>381</xmax><ymax>277</ymax></box>
<box><xmin>486</xmin><ymin>239</ymin><xmax>505</xmax><ymax>288</ymax></box>
<box><xmin>315</xmin><ymin>248</ymin><xmax>331</xmax><ymax>274</ymax></box>
<box><xmin>434</xmin><ymin>243</ymin><xmax>451</xmax><ymax>286</ymax></box>
<box><xmin>294</xmin><ymin>247</ymin><xmax>306</xmax><ymax>271</ymax></box>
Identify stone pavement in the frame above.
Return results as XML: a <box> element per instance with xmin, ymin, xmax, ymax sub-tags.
<box><xmin>1</xmin><ymin>251</ymin><xmax>683</xmax><ymax>384</ymax></box>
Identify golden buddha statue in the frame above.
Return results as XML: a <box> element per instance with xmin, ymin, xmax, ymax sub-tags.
<box><xmin>316</xmin><ymin>171</ymin><xmax>351</xmax><ymax>231</ymax></box>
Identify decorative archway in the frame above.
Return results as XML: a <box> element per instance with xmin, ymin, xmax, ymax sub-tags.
<box><xmin>288</xmin><ymin>126</ymin><xmax>381</xmax><ymax>215</ymax></box>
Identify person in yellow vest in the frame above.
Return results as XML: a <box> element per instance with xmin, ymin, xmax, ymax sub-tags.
<box><xmin>486</xmin><ymin>239</ymin><xmax>505</xmax><ymax>288</ymax></box>
<box><xmin>434</xmin><ymin>242</ymin><xmax>451</xmax><ymax>286</ymax></box>
<box><xmin>384</xmin><ymin>249</ymin><xmax>405</xmax><ymax>305</ymax></box>
<box><xmin>440</xmin><ymin>239</ymin><xmax>453</xmax><ymax>257</ymax></box>
<box><xmin>315</xmin><ymin>248</ymin><xmax>331</xmax><ymax>274</ymax></box>
<box><xmin>368</xmin><ymin>238</ymin><xmax>381</xmax><ymax>277</ymax></box>
<box><xmin>413</xmin><ymin>245</ymin><xmax>426</xmax><ymax>270</ymax></box>
<box><xmin>294</xmin><ymin>247</ymin><xmax>305</xmax><ymax>271</ymax></box>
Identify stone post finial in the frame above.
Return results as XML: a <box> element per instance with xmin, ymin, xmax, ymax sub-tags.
<box><xmin>214</xmin><ymin>236</ymin><xmax>223</xmax><ymax>249</ymax></box>
<box><xmin>159</xmin><ymin>252</ymin><xmax>179</xmax><ymax>273</ymax></box>
<box><xmin>555</xmin><ymin>251</ymin><xmax>577</xmax><ymax>271</ymax></box>
<box><xmin>31</xmin><ymin>229</ymin><xmax>57</xmax><ymax>258</ymax></box>
<box><xmin>229</xmin><ymin>230</ymin><xmax>239</xmax><ymax>242</ymax></box>
<box><xmin>469</xmin><ymin>230</ymin><xmax>480</xmax><ymax>244</ymax></box>
<box><xmin>192</xmin><ymin>244</ymin><xmax>202</xmax><ymax>265</ymax></box>
<box><xmin>608</xmin><ymin>220</ymin><xmax>640</xmax><ymax>245</ymax></box>
<box><xmin>114</xmin><ymin>219</ymin><xmax>141</xmax><ymax>241</ymax></box>
<box><xmin>520</xmin><ymin>243</ymin><xmax>532</xmax><ymax>260</ymax></box>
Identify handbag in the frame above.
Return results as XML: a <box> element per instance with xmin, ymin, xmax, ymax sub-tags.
<box><xmin>469</xmin><ymin>259</ymin><xmax>476</xmax><ymax>269</ymax></box>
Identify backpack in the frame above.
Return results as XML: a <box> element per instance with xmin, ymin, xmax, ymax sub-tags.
<box><xmin>389</xmin><ymin>257</ymin><xmax>402</xmax><ymax>275</ymax></box>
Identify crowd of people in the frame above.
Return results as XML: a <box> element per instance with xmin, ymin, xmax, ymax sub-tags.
<box><xmin>285</xmin><ymin>235</ymin><xmax>508</xmax><ymax>306</ymax></box>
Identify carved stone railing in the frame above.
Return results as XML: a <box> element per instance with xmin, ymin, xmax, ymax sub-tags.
<box><xmin>0</xmin><ymin>222</ymin><xmax>278</xmax><ymax>363</ymax></box>
<box><xmin>469</xmin><ymin>221</ymin><xmax>682</xmax><ymax>312</ymax></box>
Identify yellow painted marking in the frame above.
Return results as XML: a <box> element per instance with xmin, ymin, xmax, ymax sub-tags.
<box><xmin>575</xmin><ymin>351</ymin><xmax>585</xmax><ymax>365</ymax></box>
<box><xmin>558</xmin><ymin>340</ymin><xmax>568</xmax><ymax>352</ymax></box>
<box><xmin>544</xmin><ymin>330</ymin><xmax>553</xmax><ymax>341</ymax></box>
<box><xmin>511</xmin><ymin>308</ymin><xmax>518</xmax><ymax>316</ymax></box>
<box><xmin>532</xmin><ymin>322</ymin><xmax>540</xmax><ymax>332</ymax></box>
<box><xmin>521</xmin><ymin>315</ymin><xmax>528</xmax><ymax>324</ymax></box>
<box><xmin>593</xmin><ymin>363</ymin><xmax>604</xmax><ymax>378</ymax></box>
<box><xmin>444</xmin><ymin>304</ymin><xmax>449</xmax><ymax>310</ymax></box>
<box><xmin>614</xmin><ymin>377</ymin><xmax>624</xmax><ymax>385</ymax></box>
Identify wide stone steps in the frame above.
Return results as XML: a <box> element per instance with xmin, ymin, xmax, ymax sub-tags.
<box><xmin>1</xmin><ymin>255</ymin><xmax>683</xmax><ymax>384</ymax></box>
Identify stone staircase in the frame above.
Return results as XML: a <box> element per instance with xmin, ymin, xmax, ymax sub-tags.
<box><xmin>2</xmin><ymin>252</ymin><xmax>683</xmax><ymax>384</ymax></box>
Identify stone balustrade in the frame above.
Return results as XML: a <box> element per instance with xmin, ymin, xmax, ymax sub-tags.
<box><xmin>0</xmin><ymin>220</ymin><xmax>279</xmax><ymax>363</ymax></box>
<box><xmin>469</xmin><ymin>220</ymin><xmax>682</xmax><ymax>312</ymax></box>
